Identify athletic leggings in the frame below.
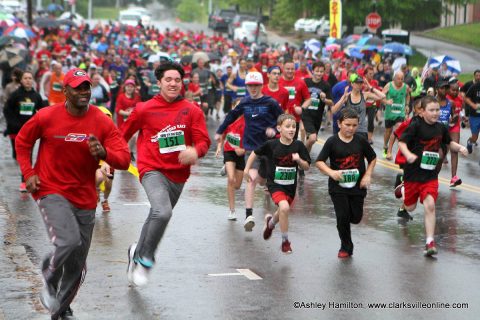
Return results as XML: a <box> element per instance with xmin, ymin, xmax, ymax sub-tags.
<box><xmin>367</xmin><ymin>106</ymin><xmax>377</xmax><ymax>133</ymax></box>
<box><xmin>330</xmin><ymin>193</ymin><xmax>365</xmax><ymax>254</ymax></box>
<box><xmin>136</xmin><ymin>171</ymin><xmax>184</xmax><ymax>262</ymax></box>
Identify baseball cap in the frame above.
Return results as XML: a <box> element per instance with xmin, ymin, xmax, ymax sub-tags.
<box><xmin>245</xmin><ymin>72</ymin><xmax>263</xmax><ymax>85</ymax></box>
<box><xmin>124</xmin><ymin>79</ymin><xmax>136</xmax><ymax>86</ymax></box>
<box><xmin>437</xmin><ymin>79</ymin><xmax>449</xmax><ymax>88</ymax></box>
<box><xmin>63</xmin><ymin>68</ymin><xmax>92</xmax><ymax>88</ymax></box>
<box><xmin>349</xmin><ymin>73</ymin><xmax>363</xmax><ymax>83</ymax></box>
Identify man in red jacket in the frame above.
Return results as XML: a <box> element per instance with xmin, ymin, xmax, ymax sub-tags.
<box><xmin>15</xmin><ymin>68</ymin><xmax>131</xmax><ymax>319</ymax></box>
<box><xmin>123</xmin><ymin>62</ymin><xmax>211</xmax><ymax>287</ymax></box>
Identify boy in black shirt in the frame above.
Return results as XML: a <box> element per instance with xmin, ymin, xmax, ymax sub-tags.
<box><xmin>399</xmin><ymin>96</ymin><xmax>468</xmax><ymax>257</ymax></box>
<box><xmin>316</xmin><ymin>108</ymin><xmax>376</xmax><ymax>258</ymax></box>
<box><xmin>244</xmin><ymin>114</ymin><xmax>311</xmax><ymax>254</ymax></box>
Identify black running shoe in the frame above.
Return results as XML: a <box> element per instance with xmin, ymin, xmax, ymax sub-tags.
<box><xmin>59</xmin><ymin>307</ymin><xmax>77</xmax><ymax>320</ymax></box>
<box><xmin>397</xmin><ymin>208</ymin><xmax>413</xmax><ymax>221</ymax></box>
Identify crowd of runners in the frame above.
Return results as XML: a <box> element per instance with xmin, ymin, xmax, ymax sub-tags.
<box><xmin>1</xmin><ymin>19</ymin><xmax>480</xmax><ymax>320</ymax></box>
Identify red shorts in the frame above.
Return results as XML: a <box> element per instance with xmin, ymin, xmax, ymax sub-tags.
<box><xmin>449</xmin><ymin>121</ymin><xmax>460</xmax><ymax>133</ymax></box>
<box><xmin>271</xmin><ymin>191</ymin><xmax>294</xmax><ymax>206</ymax></box>
<box><xmin>404</xmin><ymin>180</ymin><xmax>438</xmax><ymax>206</ymax></box>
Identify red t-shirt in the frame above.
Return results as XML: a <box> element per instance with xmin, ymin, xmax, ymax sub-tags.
<box><xmin>295</xmin><ymin>69</ymin><xmax>311</xmax><ymax>80</ymax></box>
<box><xmin>394</xmin><ymin>117</ymin><xmax>413</xmax><ymax>165</ymax></box>
<box><xmin>15</xmin><ymin>104</ymin><xmax>131</xmax><ymax>209</ymax></box>
<box><xmin>278</xmin><ymin>77</ymin><xmax>311</xmax><ymax>122</ymax></box>
<box><xmin>116</xmin><ymin>93</ymin><xmax>142</xmax><ymax>129</ymax></box>
<box><xmin>446</xmin><ymin>94</ymin><xmax>463</xmax><ymax>132</ymax></box>
<box><xmin>223</xmin><ymin>116</ymin><xmax>245</xmax><ymax>152</ymax></box>
<box><xmin>122</xmin><ymin>96</ymin><xmax>211</xmax><ymax>183</ymax></box>
<box><xmin>262</xmin><ymin>85</ymin><xmax>289</xmax><ymax>112</ymax></box>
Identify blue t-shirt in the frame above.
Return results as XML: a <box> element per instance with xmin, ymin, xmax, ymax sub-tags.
<box><xmin>217</xmin><ymin>95</ymin><xmax>283</xmax><ymax>150</ymax></box>
<box><xmin>331</xmin><ymin>80</ymin><xmax>352</xmax><ymax>134</ymax></box>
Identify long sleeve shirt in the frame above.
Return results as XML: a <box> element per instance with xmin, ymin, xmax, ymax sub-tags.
<box><xmin>122</xmin><ymin>95</ymin><xmax>211</xmax><ymax>183</ymax></box>
<box><xmin>15</xmin><ymin>103</ymin><xmax>131</xmax><ymax>209</ymax></box>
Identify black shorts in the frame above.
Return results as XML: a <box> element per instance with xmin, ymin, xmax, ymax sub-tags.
<box><xmin>302</xmin><ymin>114</ymin><xmax>321</xmax><ymax>135</ymax></box>
<box><xmin>245</xmin><ymin>150</ymin><xmax>267</xmax><ymax>178</ymax></box>
<box><xmin>385</xmin><ymin>117</ymin><xmax>404</xmax><ymax>129</ymax></box>
<box><xmin>223</xmin><ymin>151</ymin><xmax>245</xmax><ymax>170</ymax></box>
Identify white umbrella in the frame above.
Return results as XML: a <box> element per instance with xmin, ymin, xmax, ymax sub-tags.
<box><xmin>192</xmin><ymin>51</ymin><xmax>209</xmax><ymax>63</ymax></box>
<box><xmin>147</xmin><ymin>52</ymin><xmax>170</xmax><ymax>63</ymax></box>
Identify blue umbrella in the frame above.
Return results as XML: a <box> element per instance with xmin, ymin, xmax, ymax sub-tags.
<box><xmin>428</xmin><ymin>55</ymin><xmax>461</xmax><ymax>74</ymax></box>
<box><xmin>47</xmin><ymin>4</ymin><xmax>64</xmax><ymax>12</ymax></box>
<box><xmin>381</xmin><ymin>42</ymin><xmax>413</xmax><ymax>56</ymax></box>
<box><xmin>304</xmin><ymin>38</ymin><xmax>322</xmax><ymax>57</ymax></box>
<box><xmin>345</xmin><ymin>46</ymin><xmax>364</xmax><ymax>59</ymax></box>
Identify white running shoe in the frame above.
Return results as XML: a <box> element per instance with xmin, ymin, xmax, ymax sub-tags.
<box><xmin>127</xmin><ymin>243</ymin><xmax>137</xmax><ymax>284</ymax></box>
<box><xmin>220</xmin><ymin>165</ymin><xmax>226</xmax><ymax>176</ymax></box>
<box><xmin>228</xmin><ymin>210</ymin><xmax>237</xmax><ymax>221</ymax></box>
<box><xmin>132</xmin><ymin>262</ymin><xmax>150</xmax><ymax>286</ymax></box>
<box><xmin>244</xmin><ymin>215</ymin><xmax>255</xmax><ymax>232</ymax></box>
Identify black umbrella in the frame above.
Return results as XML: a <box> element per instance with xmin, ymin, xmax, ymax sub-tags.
<box><xmin>0</xmin><ymin>36</ymin><xmax>28</xmax><ymax>49</ymax></box>
<box><xmin>180</xmin><ymin>55</ymin><xmax>192</xmax><ymax>64</ymax></box>
<box><xmin>208</xmin><ymin>52</ymin><xmax>221</xmax><ymax>62</ymax></box>
<box><xmin>0</xmin><ymin>47</ymin><xmax>28</xmax><ymax>67</ymax></box>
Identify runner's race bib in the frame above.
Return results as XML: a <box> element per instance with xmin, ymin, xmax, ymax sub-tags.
<box><xmin>308</xmin><ymin>98</ymin><xmax>320</xmax><ymax>110</ymax></box>
<box><xmin>52</xmin><ymin>82</ymin><xmax>62</xmax><ymax>92</ymax></box>
<box><xmin>110</xmin><ymin>82</ymin><xmax>118</xmax><ymax>90</ymax></box>
<box><xmin>226</xmin><ymin>133</ymin><xmax>241</xmax><ymax>148</ymax></box>
<box><xmin>391</xmin><ymin>103</ymin><xmax>403</xmax><ymax>114</ymax></box>
<box><xmin>420</xmin><ymin>151</ymin><xmax>439</xmax><ymax>170</ymax></box>
<box><xmin>193</xmin><ymin>96</ymin><xmax>201</xmax><ymax>103</ymax></box>
<box><xmin>274</xmin><ymin>166</ymin><xmax>297</xmax><ymax>185</ymax></box>
<box><xmin>286</xmin><ymin>86</ymin><xmax>296</xmax><ymax>100</ymax></box>
<box><xmin>262</xmin><ymin>65</ymin><xmax>267</xmax><ymax>73</ymax></box>
<box><xmin>339</xmin><ymin>169</ymin><xmax>360</xmax><ymax>188</ymax></box>
<box><xmin>237</xmin><ymin>86</ymin><xmax>246</xmax><ymax>96</ymax></box>
<box><xmin>152</xmin><ymin>84</ymin><xmax>160</xmax><ymax>94</ymax></box>
<box><xmin>157</xmin><ymin>130</ymin><xmax>186</xmax><ymax>154</ymax></box>
<box><xmin>19</xmin><ymin>102</ymin><xmax>34</xmax><ymax>115</ymax></box>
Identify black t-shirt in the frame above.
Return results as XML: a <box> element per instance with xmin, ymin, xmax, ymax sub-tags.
<box><xmin>254</xmin><ymin>139</ymin><xmax>311</xmax><ymax>198</ymax></box>
<box><xmin>461</xmin><ymin>80</ymin><xmax>474</xmax><ymax>94</ymax></box>
<box><xmin>466</xmin><ymin>82</ymin><xmax>480</xmax><ymax>118</ymax></box>
<box><xmin>303</xmin><ymin>78</ymin><xmax>331</xmax><ymax>120</ymax></box>
<box><xmin>400</xmin><ymin>117</ymin><xmax>451</xmax><ymax>182</ymax></box>
<box><xmin>316</xmin><ymin>134</ymin><xmax>376</xmax><ymax>195</ymax></box>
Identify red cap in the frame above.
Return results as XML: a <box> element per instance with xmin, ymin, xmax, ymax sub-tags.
<box><xmin>63</xmin><ymin>68</ymin><xmax>92</xmax><ymax>88</ymax></box>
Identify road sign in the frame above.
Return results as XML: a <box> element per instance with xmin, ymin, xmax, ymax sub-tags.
<box><xmin>366</xmin><ymin>12</ymin><xmax>382</xmax><ymax>30</ymax></box>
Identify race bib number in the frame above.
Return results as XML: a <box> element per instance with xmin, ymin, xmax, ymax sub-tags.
<box><xmin>420</xmin><ymin>151</ymin><xmax>439</xmax><ymax>170</ymax></box>
<box><xmin>286</xmin><ymin>86</ymin><xmax>296</xmax><ymax>100</ymax></box>
<box><xmin>237</xmin><ymin>86</ymin><xmax>246</xmax><ymax>96</ymax></box>
<box><xmin>391</xmin><ymin>103</ymin><xmax>403</xmax><ymax>114</ymax></box>
<box><xmin>226</xmin><ymin>133</ymin><xmax>241</xmax><ymax>148</ymax></box>
<box><xmin>262</xmin><ymin>65</ymin><xmax>267</xmax><ymax>73</ymax></box>
<box><xmin>308</xmin><ymin>98</ymin><xmax>320</xmax><ymax>110</ymax></box>
<box><xmin>152</xmin><ymin>84</ymin><xmax>160</xmax><ymax>94</ymax></box>
<box><xmin>339</xmin><ymin>169</ymin><xmax>360</xmax><ymax>188</ymax></box>
<box><xmin>157</xmin><ymin>130</ymin><xmax>186</xmax><ymax>154</ymax></box>
<box><xmin>19</xmin><ymin>102</ymin><xmax>34</xmax><ymax>115</ymax></box>
<box><xmin>274</xmin><ymin>166</ymin><xmax>296</xmax><ymax>185</ymax></box>
<box><xmin>110</xmin><ymin>82</ymin><xmax>118</xmax><ymax>90</ymax></box>
<box><xmin>193</xmin><ymin>96</ymin><xmax>201</xmax><ymax>103</ymax></box>
<box><xmin>52</xmin><ymin>82</ymin><xmax>62</xmax><ymax>92</ymax></box>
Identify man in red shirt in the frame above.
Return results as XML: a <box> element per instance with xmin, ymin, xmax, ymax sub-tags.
<box><xmin>15</xmin><ymin>68</ymin><xmax>131</xmax><ymax>319</ymax></box>
<box><xmin>123</xmin><ymin>62</ymin><xmax>211</xmax><ymax>287</ymax></box>
<box><xmin>262</xmin><ymin>66</ymin><xmax>289</xmax><ymax>111</ymax></box>
<box><xmin>278</xmin><ymin>60</ymin><xmax>311</xmax><ymax>139</ymax></box>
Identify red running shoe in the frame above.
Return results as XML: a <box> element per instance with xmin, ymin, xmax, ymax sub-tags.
<box><xmin>263</xmin><ymin>214</ymin><xmax>274</xmax><ymax>240</ymax></box>
<box><xmin>281</xmin><ymin>240</ymin><xmax>292</xmax><ymax>254</ymax></box>
<box><xmin>424</xmin><ymin>241</ymin><xmax>438</xmax><ymax>257</ymax></box>
<box><xmin>338</xmin><ymin>250</ymin><xmax>351</xmax><ymax>259</ymax></box>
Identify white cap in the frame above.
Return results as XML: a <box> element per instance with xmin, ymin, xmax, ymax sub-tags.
<box><xmin>245</xmin><ymin>72</ymin><xmax>263</xmax><ymax>85</ymax></box>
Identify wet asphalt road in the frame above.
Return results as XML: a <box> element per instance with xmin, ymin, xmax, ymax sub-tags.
<box><xmin>0</xmin><ymin>114</ymin><xmax>479</xmax><ymax>320</ymax></box>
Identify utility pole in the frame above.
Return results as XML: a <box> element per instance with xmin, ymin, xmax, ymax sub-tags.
<box><xmin>27</xmin><ymin>0</ymin><xmax>33</xmax><ymax>26</ymax></box>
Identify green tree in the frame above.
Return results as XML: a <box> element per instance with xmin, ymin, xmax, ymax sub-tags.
<box><xmin>176</xmin><ymin>0</ymin><xmax>204</xmax><ymax>22</ymax></box>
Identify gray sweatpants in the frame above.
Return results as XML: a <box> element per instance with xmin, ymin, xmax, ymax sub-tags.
<box><xmin>38</xmin><ymin>194</ymin><xmax>95</xmax><ymax>316</ymax></box>
<box><xmin>136</xmin><ymin>171</ymin><xmax>184</xmax><ymax>263</ymax></box>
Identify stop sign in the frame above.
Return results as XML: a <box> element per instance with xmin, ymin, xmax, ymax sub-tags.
<box><xmin>366</xmin><ymin>12</ymin><xmax>382</xmax><ymax>30</ymax></box>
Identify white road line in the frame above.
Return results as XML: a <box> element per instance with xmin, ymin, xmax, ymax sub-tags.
<box><xmin>123</xmin><ymin>202</ymin><xmax>150</xmax><ymax>206</ymax></box>
<box><xmin>208</xmin><ymin>273</ymin><xmax>243</xmax><ymax>277</ymax></box>
<box><xmin>237</xmin><ymin>269</ymin><xmax>262</xmax><ymax>280</ymax></box>
<box><xmin>208</xmin><ymin>269</ymin><xmax>263</xmax><ymax>280</ymax></box>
